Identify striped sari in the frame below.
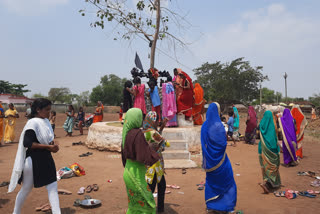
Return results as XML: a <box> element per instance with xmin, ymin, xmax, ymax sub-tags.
<box><xmin>258</xmin><ymin>111</ymin><xmax>281</xmax><ymax>189</ymax></box>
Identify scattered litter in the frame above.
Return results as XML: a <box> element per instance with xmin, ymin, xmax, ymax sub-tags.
<box><xmin>108</xmin><ymin>180</ymin><xmax>112</xmax><ymax>183</ymax></box>
<box><xmin>70</xmin><ymin>163</ymin><xmax>86</xmax><ymax>176</ymax></box>
<box><xmin>177</xmin><ymin>192</ymin><xmax>184</xmax><ymax>194</ymax></box>
<box><xmin>56</xmin><ymin>167</ymin><xmax>74</xmax><ymax>181</ymax></box>
<box><xmin>236</xmin><ymin>174</ymin><xmax>240</xmax><ymax>176</ymax></box>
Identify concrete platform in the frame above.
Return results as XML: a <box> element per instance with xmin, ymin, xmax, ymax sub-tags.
<box><xmin>164</xmin><ymin>159</ymin><xmax>198</xmax><ymax>169</ymax></box>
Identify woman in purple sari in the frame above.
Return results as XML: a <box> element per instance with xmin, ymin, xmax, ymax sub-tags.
<box><xmin>279</xmin><ymin>109</ymin><xmax>298</xmax><ymax>167</ymax></box>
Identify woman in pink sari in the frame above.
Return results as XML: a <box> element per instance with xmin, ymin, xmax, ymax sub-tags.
<box><xmin>162</xmin><ymin>76</ymin><xmax>177</xmax><ymax>127</ymax></box>
<box><xmin>129</xmin><ymin>77</ymin><xmax>147</xmax><ymax>116</ymax></box>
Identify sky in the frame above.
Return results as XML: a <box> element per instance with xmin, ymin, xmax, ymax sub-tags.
<box><xmin>0</xmin><ymin>0</ymin><xmax>319</xmax><ymax>99</ymax></box>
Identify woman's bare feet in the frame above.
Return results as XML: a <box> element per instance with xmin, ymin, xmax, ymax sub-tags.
<box><xmin>259</xmin><ymin>183</ymin><xmax>269</xmax><ymax>194</ymax></box>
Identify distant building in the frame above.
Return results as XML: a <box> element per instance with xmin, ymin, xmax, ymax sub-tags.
<box><xmin>0</xmin><ymin>94</ymin><xmax>33</xmax><ymax>104</ymax></box>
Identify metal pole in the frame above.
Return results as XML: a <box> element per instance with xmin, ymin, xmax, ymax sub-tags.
<box><xmin>284</xmin><ymin>72</ymin><xmax>288</xmax><ymax>103</ymax></box>
<box><xmin>260</xmin><ymin>81</ymin><xmax>262</xmax><ymax>106</ymax></box>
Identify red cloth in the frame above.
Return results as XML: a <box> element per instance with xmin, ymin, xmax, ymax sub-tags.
<box><xmin>245</xmin><ymin>106</ymin><xmax>257</xmax><ymax>133</ymax></box>
<box><xmin>152</xmin><ymin>105</ymin><xmax>161</xmax><ymax>122</ymax></box>
<box><xmin>177</xmin><ymin>71</ymin><xmax>194</xmax><ymax>117</ymax></box>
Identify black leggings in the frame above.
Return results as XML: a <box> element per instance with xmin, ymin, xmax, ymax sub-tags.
<box><xmin>148</xmin><ymin>174</ymin><xmax>166</xmax><ymax>212</ymax></box>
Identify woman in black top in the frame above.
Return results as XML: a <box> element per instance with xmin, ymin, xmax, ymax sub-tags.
<box><xmin>77</xmin><ymin>106</ymin><xmax>85</xmax><ymax>135</ymax></box>
<box><xmin>122</xmin><ymin>80</ymin><xmax>133</xmax><ymax>123</ymax></box>
<box><xmin>9</xmin><ymin>98</ymin><xmax>61</xmax><ymax>214</ymax></box>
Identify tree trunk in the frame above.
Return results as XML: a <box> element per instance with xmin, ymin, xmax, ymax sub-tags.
<box><xmin>150</xmin><ymin>0</ymin><xmax>160</xmax><ymax>69</ymax></box>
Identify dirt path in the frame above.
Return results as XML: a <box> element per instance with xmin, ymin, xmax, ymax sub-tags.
<box><xmin>0</xmin><ymin>113</ymin><xmax>319</xmax><ymax>213</ymax></box>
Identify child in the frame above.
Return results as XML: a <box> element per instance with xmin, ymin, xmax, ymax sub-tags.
<box><xmin>49</xmin><ymin>110</ymin><xmax>56</xmax><ymax>136</ymax></box>
<box><xmin>147</xmin><ymin>80</ymin><xmax>161</xmax><ymax>123</ymax></box>
<box><xmin>227</xmin><ymin>111</ymin><xmax>236</xmax><ymax>146</ymax></box>
<box><xmin>221</xmin><ymin>116</ymin><xmax>228</xmax><ymax>133</ymax></box>
<box><xmin>119</xmin><ymin>103</ymin><xmax>123</xmax><ymax>123</ymax></box>
<box><xmin>77</xmin><ymin>107</ymin><xmax>85</xmax><ymax>135</ymax></box>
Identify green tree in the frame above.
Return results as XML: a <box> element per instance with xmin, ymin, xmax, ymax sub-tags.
<box><xmin>32</xmin><ymin>93</ymin><xmax>47</xmax><ymax>99</ymax></box>
<box><xmin>260</xmin><ymin>88</ymin><xmax>282</xmax><ymax>104</ymax></box>
<box><xmin>90</xmin><ymin>74</ymin><xmax>127</xmax><ymax>105</ymax></box>
<box><xmin>309</xmin><ymin>93</ymin><xmax>320</xmax><ymax>106</ymax></box>
<box><xmin>194</xmin><ymin>58</ymin><xmax>268</xmax><ymax>104</ymax></box>
<box><xmin>77</xmin><ymin>91</ymin><xmax>90</xmax><ymax>106</ymax></box>
<box><xmin>0</xmin><ymin>80</ymin><xmax>30</xmax><ymax>95</ymax></box>
<box><xmin>48</xmin><ymin>87</ymin><xmax>71</xmax><ymax>104</ymax></box>
<box><xmin>81</xmin><ymin>0</ymin><xmax>188</xmax><ymax>68</ymax></box>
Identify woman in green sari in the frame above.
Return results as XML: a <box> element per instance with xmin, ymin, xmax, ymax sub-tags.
<box><xmin>258</xmin><ymin>110</ymin><xmax>281</xmax><ymax>194</ymax></box>
<box><xmin>121</xmin><ymin>108</ymin><xmax>160</xmax><ymax>214</ymax></box>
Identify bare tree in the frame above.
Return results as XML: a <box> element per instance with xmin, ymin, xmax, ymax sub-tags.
<box><xmin>80</xmin><ymin>0</ymin><xmax>189</xmax><ymax>69</ymax></box>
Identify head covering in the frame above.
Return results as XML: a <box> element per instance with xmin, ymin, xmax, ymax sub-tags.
<box><xmin>233</xmin><ymin>106</ymin><xmax>239</xmax><ymax>129</ymax></box>
<box><xmin>245</xmin><ymin>106</ymin><xmax>257</xmax><ymax>133</ymax></box>
<box><xmin>281</xmin><ymin>109</ymin><xmax>297</xmax><ymax>144</ymax></box>
<box><xmin>291</xmin><ymin>105</ymin><xmax>307</xmax><ymax>141</ymax></box>
<box><xmin>258</xmin><ymin>110</ymin><xmax>279</xmax><ymax>154</ymax></box>
<box><xmin>194</xmin><ymin>83</ymin><xmax>204</xmax><ymax>104</ymax></box>
<box><xmin>122</xmin><ymin>108</ymin><xmax>143</xmax><ymax>148</ymax></box>
<box><xmin>201</xmin><ymin>102</ymin><xmax>235</xmax><ymax>199</ymax></box>
<box><xmin>201</xmin><ymin>103</ymin><xmax>227</xmax><ymax>170</ymax></box>
<box><xmin>143</xmin><ymin>111</ymin><xmax>157</xmax><ymax>132</ymax></box>
<box><xmin>180</xmin><ymin>71</ymin><xmax>194</xmax><ymax>91</ymax></box>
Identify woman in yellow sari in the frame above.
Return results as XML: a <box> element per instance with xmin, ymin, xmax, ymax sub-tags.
<box><xmin>4</xmin><ymin>103</ymin><xmax>19</xmax><ymax>144</ymax></box>
<box><xmin>192</xmin><ymin>83</ymin><xmax>205</xmax><ymax>125</ymax></box>
<box><xmin>0</xmin><ymin>102</ymin><xmax>5</xmax><ymax>145</ymax></box>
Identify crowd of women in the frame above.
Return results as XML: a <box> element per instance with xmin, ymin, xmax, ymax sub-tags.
<box><xmin>122</xmin><ymin>68</ymin><xmax>206</xmax><ymax>127</ymax></box>
<box><xmin>2</xmin><ymin>92</ymin><xmax>310</xmax><ymax>213</ymax></box>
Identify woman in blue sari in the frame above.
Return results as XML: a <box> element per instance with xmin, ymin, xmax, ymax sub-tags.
<box><xmin>201</xmin><ymin>103</ymin><xmax>237</xmax><ymax>213</ymax></box>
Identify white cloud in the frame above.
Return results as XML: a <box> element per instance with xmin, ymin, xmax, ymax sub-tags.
<box><xmin>191</xmin><ymin>3</ymin><xmax>320</xmax><ymax>97</ymax></box>
<box><xmin>0</xmin><ymin>0</ymin><xmax>69</xmax><ymax>15</ymax></box>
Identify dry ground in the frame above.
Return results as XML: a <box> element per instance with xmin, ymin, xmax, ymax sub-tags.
<box><xmin>0</xmin><ymin>112</ymin><xmax>320</xmax><ymax>214</ymax></box>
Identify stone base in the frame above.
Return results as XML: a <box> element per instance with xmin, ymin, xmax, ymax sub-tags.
<box><xmin>164</xmin><ymin>159</ymin><xmax>198</xmax><ymax>169</ymax></box>
<box><xmin>86</xmin><ymin>121</ymin><xmax>202</xmax><ymax>153</ymax></box>
<box><xmin>177</xmin><ymin>114</ymin><xmax>194</xmax><ymax>127</ymax></box>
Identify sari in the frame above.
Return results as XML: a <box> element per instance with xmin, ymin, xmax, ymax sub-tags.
<box><xmin>279</xmin><ymin>109</ymin><xmax>298</xmax><ymax>166</ymax></box>
<box><xmin>311</xmin><ymin>108</ymin><xmax>317</xmax><ymax>120</ymax></box>
<box><xmin>0</xmin><ymin>103</ymin><xmax>4</xmax><ymax>142</ymax></box>
<box><xmin>233</xmin><ymin>106</ymin><xmax>240</xmax><ymax>140</ymax></box>
<box><xmin>122</xmin><ymin>108</ymin><xmax>159</xmax><ymax>214</ymax></box>
<box><xmin>201</xmin><ymin>103</ymin><xmax>237</xmax><ymax>212</ymax></box>
<box><xmin>192</xmin><ymin>83</ymin><xmax>205</xmax><ymax>125</ymax></box>
<box><xmin>291</xmin><ymin>105</ymin><xmax>308</xmax><ymax>159</ymax></box>
<box><xmin>162</xmin><ymin>82</ymin><xmax>177</xmax><ymax>127</ymax></box>
<box><xmin>63</xmin><ymin>112</ymin><xmax>74</xmax><ymax>133</ymax></box>
<box><xmin>4</xmin><ymin>108</ymin><xmax>19</xmax><ymax>143</ymax></box>
<box><xmin>133</xmin><ymin>84</ymin><xmax>147</xmax><ymax>114</ymax></box>
<box><xmin>93</xmin><ymin>106</ymin><xmax>103</xmax><ymax>123</ymax></box>
<box><xmin>258</xmin><ymin>111</ymin><xmax>281</xmax><ymax>188</ymax></box>
<box><xmin>177</xmin><ymin>71</ymin><xmax>194</xmax><ymax>118</ymax></box>
<box><xmin>245</xmin><ymin>106</ymin><xmax>257</xmax><ymax>144</ymax></box>
<box><xmin>143</xmin><ymin>112</ymin><xmax>169</xmax><ymax>184</ymax></box>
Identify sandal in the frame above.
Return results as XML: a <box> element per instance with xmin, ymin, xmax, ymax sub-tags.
<box><xmin>93</xmin><ymin>184</ymin><xmax>99</xmax><ymax>191</ymax></box>
<box><xmin>299</xmin><ymin>191</ymin><xmax>316</xmax><ymax>198</ymax></box>
<box><xmin>73</xmin><ymin>199</ymin><xmax>81</xmax><ymax>207</ymax></box>
<box><xmin>79</xmin><ymin>153</ymin><xmax>88</xmax><ymax>157</ymax></box>
<box><xmin>165</xmin><ymin>190</ymin><xmax>171</xmax><ymax>194</ymax></box>
<box><xmin>35</xmin><ymin>203</ymin><xmax>49</xmax><ymax>211</ymax></box>
<box><xmin>273</xmin><ymin>191</ymin><xmax>281</xmax><ymax>197</ymax></box>
<box><xmin>58</xmin><ymin>189</ymin><xmax>72</xmax><ymax>195</ymax></box>
<box><xmin>86</xmin><ymin>185</ymin><xmax>93</xmax><ymax>193</ymax></box>
<box><xmin>166</xmin><ymin>184</ymin><xmax>180</xmax><ymax>189</ymax></box>
<box><xmin>84</xmin><ymin>195</ymin><xmax>92</xmax><ymax>199</ymax></box>
<box><xmin>41</xmin><ymin>204</ymin><xmax>51</xmax><ymax>212</ymax></box>
<box><xmin>197</xmin><ymin>185</ymin><xmax>204</xmax><ymax>190</ymax></box>
<box><xmin>280</xmin><ymin>191</ymin><xmax>286</xmax><ymax>197</ymax></box>
<box><xmin>0</xmin><ymin>181</ymin><xmax>10</xmax><ymax>187</ymax></box>
<box><xmin>77</xmin><ymin>187</ymin><xmax>85</xmax><ymax>195</ymax></box>
<box><xmin>182</xmin><ymin>168</ymin><xmax>187</xmax><ymax>174</ymax></box>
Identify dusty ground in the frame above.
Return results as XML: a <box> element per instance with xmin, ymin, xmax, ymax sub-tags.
<box><xmin>0</xmin><ymin>112</ymin><xmax>320</xmax><ymax>214</ymax></box>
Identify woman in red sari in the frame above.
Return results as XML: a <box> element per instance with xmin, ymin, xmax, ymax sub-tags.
<box><xmin>192</xmin><ymin>83</ymin><xmax>205</xmax><ymax>125</ymax></box>
<box><xmin>177</xmin><ymin>71</ymin><xmax>194</xmax><ymax>120</ymax></box>
<box><xmin>291</xmin><ymin>105</ymin><xmax>308</xmax><ymax>159</ymax></box>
